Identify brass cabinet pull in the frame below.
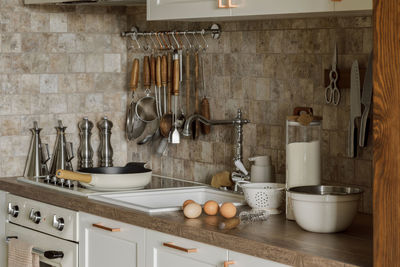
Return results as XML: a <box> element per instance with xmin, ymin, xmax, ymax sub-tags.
<box><xmin>92</xmin><ymin>223</ymin><xmax>120</xmax><ymax>232</ymax></box>
<box><xmin>224</xmin><ymin>261</ymin><xmax>235</xmax><ymax>267</ymax></box>
<box><xmin>228</xmin><ymin>0</ymin><xmax>238</xmax><ymax>8</ymax></box>
<box><xmin>163</xmin><ymin>242</ymin><xmax>197</xmax><ymax>253</ymax></box>
<box><xmin>218</xmin><ymin>0</ymin><xmax>238</xmax><ymax>8</ymax></box>
<box><xmin>218</xmin><ymin>0</ymin><xmax>228</xmax><ymax>8</ymax></box>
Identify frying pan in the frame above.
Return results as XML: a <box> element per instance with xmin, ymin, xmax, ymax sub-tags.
<box><xmin>56</xmin><ymin>162</ymin><xmax>152</xmax><ymax>191</ymax></box>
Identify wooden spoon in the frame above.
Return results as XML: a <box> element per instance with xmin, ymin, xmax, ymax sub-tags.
<box><xmin>159</xmin><ymin>54</ymin><xmax>172</xmax><ymax>137</ymax></box>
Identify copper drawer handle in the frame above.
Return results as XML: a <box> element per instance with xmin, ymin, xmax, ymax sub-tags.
<box><xmin>92</xmin><ymin>223</ymin><xmax>120</xmax><ymax>232</ymax></box>
<box><xmin>228</xmin><ymin>0</ymin><xmax>238</xmax><ymax>8</ymax></box>
<box><xmin>163</xmin><ymin>242</ymin><xmax>197</xmax><ymax>253</ymax></box>
<box><xmin>224</xmin><ymin>261</ymin><xmax>235</xmax><ymax>267</ymax></box>
<box><xmin>218</xmin><ymin>0</ymin><xmax>228</xmax><ymax>8</ymax></box>
<box><xmin>218</xmin><ymin>0</ymin><xmax>238</xmax><ymax>8</ymax></box>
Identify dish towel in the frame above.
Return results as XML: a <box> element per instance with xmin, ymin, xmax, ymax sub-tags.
<box><xmin>8</xmin><ymin>238</ymin><xmax>40</xmax><ymax>267</ymax></box>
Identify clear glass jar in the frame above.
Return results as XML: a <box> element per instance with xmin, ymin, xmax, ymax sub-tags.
<box><xmin>285</xmin><ymin>109</ymin><xmax>322</xmax><ymax>220</ymax></box>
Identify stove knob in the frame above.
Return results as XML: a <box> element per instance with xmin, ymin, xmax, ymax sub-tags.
<box><xmin>29</xmin><ymin>209</ymin><xmax>41</xmax><ymax>224</ymax></box>
<box><xmin>7</xmin><ymin>203</ymin><xmax>19</xmax><ymax>218</ymax></box>
<box><xmin>52</xmin><ymin>215</ymin><xmax>64</xmax><ymax>231</ymax></box>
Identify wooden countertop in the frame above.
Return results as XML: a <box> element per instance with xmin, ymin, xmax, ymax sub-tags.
<box><xmin>0</xmin><ymin>177</ymin><xmax>372</xmax><ymax>267</ymax></box>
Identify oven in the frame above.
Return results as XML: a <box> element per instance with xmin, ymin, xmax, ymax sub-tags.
<box><xmin>6</xmin><ymin>222</ymin><xmax>78</xmax><ymax>267</ymax></box>
<box><xmin>5</xmin><ymin>194</ymin><xmax>79</xmax><ymax>267</ymax></box>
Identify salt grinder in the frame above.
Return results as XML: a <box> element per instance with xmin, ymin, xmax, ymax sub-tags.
<box><xmin>78</xmin><ymin>117</ymin><xmax>94</xmax><ymax>169</ymax></box>
<box><xmin>98</xmin><ymin>116</ymin><xmax>113</xmax><ymax>167</ymax></box>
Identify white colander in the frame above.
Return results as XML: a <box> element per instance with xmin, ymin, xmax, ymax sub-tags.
<box><xmin>240</xmin><ymin>183</ymin><xmax>285</xmax><ymax>214</ymax></box>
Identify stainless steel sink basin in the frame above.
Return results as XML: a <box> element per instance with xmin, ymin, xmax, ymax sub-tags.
<box><xmin>89</xmin><ymin>187</ymin><xmax>245</xmax><ymax>213</ymax></box>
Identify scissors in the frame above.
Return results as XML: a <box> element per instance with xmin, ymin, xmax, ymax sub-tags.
<box><xmin>325</xmin><ymin>43</ymin><xmax>340</xmax><ymax>105</ymax></box>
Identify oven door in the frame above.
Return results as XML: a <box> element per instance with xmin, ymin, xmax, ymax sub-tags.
<box><xmin>5</xmin><ymin>222</ymin><xmax>78</xmax><ymax>267</ymax></box>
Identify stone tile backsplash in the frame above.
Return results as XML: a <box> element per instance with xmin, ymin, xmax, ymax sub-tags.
<box><xmin>0</xmin><ymin>1</ymin><xmax>128</xmax><ymax>175</ymax></box>
<box><xmin>126</xmin><ymin>8</ymin><xmax>373</xmax><ymax>213</ymax></box>
<box><xmin>0</xmin><ymin>2</ymin><xmax>372</xmax><ymax>213</ymax></box>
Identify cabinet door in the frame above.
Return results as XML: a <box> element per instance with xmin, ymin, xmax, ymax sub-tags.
<box><xmin>146</xmin><ymin>229</ymin><xmax>228</xmax><ymax>267</ymax></box>
<box><xmin>230</xmin><ymin>0</ymin><xmax>334</xmax><ymax>17</ymax></box>
<box><xmin>334</xmin><ymin>0</ymin><xmax>372</xmax><ymax>12</ymax></box>
<box><xmin>147</xmin><ymin>0</ymin><xmax>231</xmax><ymax>21</ymax></box>
<box><xmin>228</xmin><ymin>250</ymin><xmax>291</xmax><ymax>267</ymax></box>
<box><xmin>79</xmin><ymin>212</ymin><xmax>145</xmax><ymax>267</ymax></box>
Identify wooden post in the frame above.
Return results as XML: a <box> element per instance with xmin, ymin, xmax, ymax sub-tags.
<box><xmin>373</xmin><ymin>0</ymin><xmax>400</xmax><ymax>265</ymax></box>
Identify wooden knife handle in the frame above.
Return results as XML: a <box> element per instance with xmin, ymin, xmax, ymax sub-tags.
<box><xmin>173</xmin><ymin>54</ymin><xmax>180</xmax><ymax>96</ymax></box>
<box><xmin>56</xmin><ymin>169</ymin><xmax>92</xmax><ymax>183</ymax></box>
<box><xmin>143</xmin><ymin>56</ymin><xmax>150</xmax><ymax>89</ymax></box>
<box><xmin>167</xmin><ymin>53</ymin><xmax>173</xmax><ymax>86</ymax></box>
<box><xmin>129</xmin><ymin>59</ymin><xmax>139</xmax><ymax>91</ymax></box>
<box><xmin>161</xmin><ymin>55</ymin><xmax>167</xmax><ymax>87</ymax></box>
<box><xmin>201</xmin><ymin>97</ymin><xmax>210</xmax><ymax>134</ymax></box>
<box><xmin>156</xmin><ymin>56</ymin><xmax>162</xmax><ymax>88</ymax></box>
<box><xmin>150</xmin><ymin>55</ymin><xmax>156</xmax><ymax>87</ymax></box>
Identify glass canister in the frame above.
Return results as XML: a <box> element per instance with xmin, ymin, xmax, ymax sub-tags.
<box><xmin>286</xmin><ymin>107</ymin><xmax>322</xmax><ymax>220</ymax></box>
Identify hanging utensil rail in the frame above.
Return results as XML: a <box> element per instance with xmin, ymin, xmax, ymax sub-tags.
<box><xmin>121</xmin><ymin>24</ymin><xmax>221</xmax><ymax>51</ymax></box>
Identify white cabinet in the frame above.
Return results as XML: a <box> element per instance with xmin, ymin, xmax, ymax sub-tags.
<box><xmin>79</xmin><ymin>212</ymin><xmax>145</xmax><ymax>267</ymax></box>
<box><xmin>147</xmin><ymin>0</ymin><xmax>231</xmax><ymax>21</ymax></box>
<box><xmin>146</xmin><ymin>229</ymin><xmax>228</xmax><ymax>267</ymax></box>
<box><xmin>230</xmin><ymin>0</ymin><xmax>334</xmax><ymax>17</ymax></box>
<box><xmin>228</xmin><ymin>250</ymin><xmax>291</xmax><ymax>267</ymax></box>
<box><xmin>0</xmin><ymin>191</ymin><xmax>6</xmax><ymax>267</ymax></box>
<box><xmin>334</xmin><ymin>0</ymin><xmax>372</xmax><ymax>12</ymax></box>
<box><xmin>147</xmin><ymin>0</ymin><xmax>372</xmax><ymax>21</ymax></box>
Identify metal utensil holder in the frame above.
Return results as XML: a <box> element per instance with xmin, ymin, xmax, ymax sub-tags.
<box><xmin>121</xmin><ymin>24</ymin><xmax>221</xmax><ymax>52</ymax></box>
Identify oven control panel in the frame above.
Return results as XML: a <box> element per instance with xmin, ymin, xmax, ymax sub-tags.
<box><xmin>6</xmin><ymin>194</ymin><xmax>79</xmax><ymax>242</ymax></box>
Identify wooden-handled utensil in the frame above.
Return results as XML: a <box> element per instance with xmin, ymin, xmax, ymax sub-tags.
<box><xmin>162</xmin><ymin>55</ymin><xmax>168</xmax><ymax>115</ymax></box>
<box><xmin>171</xmin><ymin>53</ymin><xmax>180</xmax><ymax>144</ymax></box>
<box><xmin>186</xmin><ymin>52</ymin><xmax>190</xmax><ymax>118</ymax></box>
<box><xmin>144</xmin><ymin>56</ymin><xmax>150</xmax><ymax>90</ymax></box>
<box><xmin>156</xmin><ymin>56</ymin><xmax>162</xmax><ymax>116</ymax></box>
<box><xmin>200</xmin><ymin>54</ymin><xmax>210</xmax><ymax>135</ymax></box>
<box><xmin>160</xmin><ymin>54</ymin><xmax>173</xmax><ymax>138</ymax></box>
<box><xmin>193</xmin><ymin>52</ymin><xmax>200</xmax><ymax>139</ymax></box>
<box><xmin>57</xmin><ymin>169</ymin><xmax>92</xmax><ymax>183</ymax></box>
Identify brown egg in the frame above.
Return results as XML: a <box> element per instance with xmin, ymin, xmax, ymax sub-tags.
<box><xmin>182</xmin><ymin>199</ymin><xmax>195</xmax><ymax>210</ymax></box>
<box><xmin>203</xmin><ymin>200</ymin><xmax>219</xmax><ymax>216</ymax></box>
<box><xmin>220</xmin><ymin>202</ymin><xmax>237</xmax><ymax>219</ymax></box>
<box><xmin>183</xmin><ymin>203</ymin><xmax>202</xmax><ymax>219</ymax></box>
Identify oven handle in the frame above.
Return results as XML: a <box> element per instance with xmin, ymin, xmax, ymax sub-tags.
<box><xmin>6</xmin><ymin>236</ymin><xmax>64</xmax><ymax>259</ymax></box>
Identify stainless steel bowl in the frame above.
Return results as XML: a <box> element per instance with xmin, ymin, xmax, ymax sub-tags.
<box><xmin>288</xmin><ymin>185</ymin><xmax>363</xmax><ymax>196</ymax></box>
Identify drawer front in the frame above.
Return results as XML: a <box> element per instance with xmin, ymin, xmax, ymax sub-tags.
<box><xmin>146</xmin><ymin>229</ymin><xmax>228</xmax><ymax>267</ymax></box>
<box><xmin>79</xmin><ymin>212</ymin><xmax>145</xmax><ymax>267</ymax></box>
<box><xmin>228</xmin><ymin>250</ymin><xmax>291</xmax><ymax>267</ymax></box>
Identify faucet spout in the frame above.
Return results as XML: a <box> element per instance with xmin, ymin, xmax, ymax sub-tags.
<box><xmin>182</xmin><ymin>114</ymin><xmax>236</xmax><ymax>137</ymax></box>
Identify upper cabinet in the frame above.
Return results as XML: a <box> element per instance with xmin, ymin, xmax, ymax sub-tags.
<box><xmin>230</xmin><ymin>0</ymin><xmax>334</xmax><ymax>17</ymax></box>
<box><xmin>147</xmin><ymin>0</ymin><xmax>372</xmax><ymax>21</ymax></box>
<box><xmin>334</xmin><ymin>0</ymin><xmax>372</xmax><ymax>12</ymax></box>
<box><xmin>147</xmin><ymin>0</ymin><xmax>231</xmax><ymax>21</ymax></box>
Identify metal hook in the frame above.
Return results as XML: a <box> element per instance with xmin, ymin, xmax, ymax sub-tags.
<box><xmin>129</xmin><ymin>33</ymin><xmax>141</xmax><ymax>50</ymax></box>
<box><xmin>192</xmin><ymin>32</ymin><xmax>202</xmax><ymax>51</ymax></box>
<box><xmin>158</xmin><ymin>32</ymin><xmax>170</xmax><ymax>50</ymax></box>
<box><xmin>175</xmin><ymin>32</ymin><xmax>185</xmax><ymax>50</ymax></box>
<box><xmin>137</xmin><ymin>34</ymin><xmax>150</xmax><ymax>52</ymax></box>
<box><xmin>154</xmin><ymin>33</ymin><xmax>164</xmax><ymax>50</ymax></box>
<box><xmin>200</xmin><ymin>30</ymin><xmax>208</xmax><ymax>52</ymax></box>
<box><xmin>148</xmin><ymin>33</ymin><xmax>158</xmax><ymax>51</ymax></box>
<box><xmin>183</xmin><ymin>32</ymin><xmax>193</xmax><ymax>51</ymax></box>
<box><xmin>170</xmin><ymin>32</ymin><xmax>180</xmax><ymax>50</ymax></box>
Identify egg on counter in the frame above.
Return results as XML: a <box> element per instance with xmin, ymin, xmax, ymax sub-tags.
<box><xmin>220</xmin><ymin>202</ymin><xmax>237</xmax><ymax>219</ymax></box>
<box><xmin>203</xmin><ymin>200</ymin><xmax>219</xmax><ymax>216</ymax></box>
<box><xmin>182</xmin><ymin>199</ymin><xmax>195</xmax><ymax>210</ymax></box>
<box><xmin>183</xmin><ymin>203</ymin><xmax>202</xmax><ymax>219</ymax></box>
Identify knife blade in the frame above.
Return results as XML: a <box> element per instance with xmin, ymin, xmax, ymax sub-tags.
<box><xmin>359</xmin><ymin>52</ymin><xmax>373</xmax><ymax>147</ymax></box>
<box><xmin>348</xmin><ymin>60</ymin><xmax>361</xmax><ymax>158</ymax></box>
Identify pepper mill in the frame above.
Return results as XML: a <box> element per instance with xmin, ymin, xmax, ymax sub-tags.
<box><xmin>78</xmin><ymin>117</ymin><xmax>94</xmax><ymax>169</ymax></box>
<box><xmin>98</xmin><ymin>116</ymin><xmax>113</xmax><ymax>167</ymax></box>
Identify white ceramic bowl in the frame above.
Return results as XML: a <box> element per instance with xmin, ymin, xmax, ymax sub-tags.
<box><xmin>289</xmin><ymin>185</ymin><xmax>363</xmax><ymax>233</ymax></box>
<box><xmin>241</xmin><ymin>183</ymin><xmax>285</xmax><ymax>214</ymax></box>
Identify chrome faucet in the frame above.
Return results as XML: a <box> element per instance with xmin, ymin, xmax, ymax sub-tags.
<box><xmin>183</xmin><ymin>109</ymin><xmax>250</xmax><ymax>191</ymax></box>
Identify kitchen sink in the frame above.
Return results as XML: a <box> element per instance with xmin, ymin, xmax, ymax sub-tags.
<box><xmin>89</xmin><ymin>187</ymin><xmax>245</xmax><ymax>213</ymax></box>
